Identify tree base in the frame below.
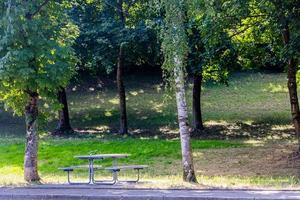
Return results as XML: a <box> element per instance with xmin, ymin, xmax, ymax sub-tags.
<box><xmin>190</xmin><ymin>127</ymin><xmax>205</xmax><ymax>138</ymax></box>
<box><xmin>51</xmin><ymin>128</ymin><xmax>74</xmax><ymax>136</ymax></box>
<box><xmin>287</xmin><ymin>150</ymin><xmax>300</xmax><ymax>167</ymax></box>
<box><xmin>183</xmin><ymin>172</ymin><xmax>198</xmax><ymax>184</ymax></box>
<box><xmin>24</xmin><ymin>168</ymin><xmax>40</xmax><ymax>183</ymax></box>
<box><xmin>119</xmin><ymin>129</ymin><xmax>128</xmax><ymax>135</ymax></box>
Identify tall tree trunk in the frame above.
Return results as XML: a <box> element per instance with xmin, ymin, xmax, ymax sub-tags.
<box><xmin>54</xmin><ymin>88</ymin><xmax>73</xmax><ymax>135</ymax></box>
<box><xmin>24</xmin><ymin>91</ymin><xmax>40</xmax><ymax>182</ymax></box>
<box><xmin>117</xmin><ymin>0</ymin><xmax>128</xmax><ymax>135</ymax></box>
<box><xmin>117</xmin><ymin>43</ymin><xmax>128</xmax><ymax>134</ymax></box>
<box><xmin>192</xmin><ymin>72</ymin><xmax>204</xmax><ymax>131</ymax></box>
<box><xmin>174</xmin><ymin>56</ymin><xmax>197</xmax><ymax>183</ymax></box>
<box><xmin>281</xmin><ymin>22</ymin><xmax>300</xmax><ymax>151</ymax></box>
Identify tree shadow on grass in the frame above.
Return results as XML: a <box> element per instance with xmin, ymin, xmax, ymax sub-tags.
<box><xmin>191</xmin><ymin>121</ymin><xmax>295</xmax><ymax>140</ymax></box>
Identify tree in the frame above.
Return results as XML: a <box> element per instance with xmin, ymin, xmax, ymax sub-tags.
<box><xmin>54</xmin><ymin>87</ymin><xmax>73</xmax><ymax>135</ymax></box>
<box><xmin>0</xmin><ymin>0</ymin><xmax>78</xmax><ymax>181</ymax></box>
<box><xmin>270</xmin><ymin>0</ymin><xmax>300</xmax><ymax>151</ymax></box>
<box><xmin>162</xmin><ymin>0</ymin><xmax>197</xmax><ymax>183</ymax></box>
<box><xmin>116</xmin><ymin>0</ymin><xmax>128</xmax><ymax>134</ymax></box>
<box><xmin>71</xmin><ymin>0</ymin><xmax>160</xmax><ymax>134</ymax></box>
<box><xmin>239</xmin><ymin>0</ymin><xmax>300</xmax><ymax>151</ymax></box>
<box><xmin>187</xmin><ymin>0</ymin><xmax>242</xmax><ymax>132</ymax></box>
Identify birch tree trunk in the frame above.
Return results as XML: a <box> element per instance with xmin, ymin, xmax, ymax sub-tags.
<box><xmin>174</xmin><ymin>56</ymin><xmax>197</xmax><ymax>183</ymax></box>
<box><xmin>54</xmin><ymin>88</ymin><xmax>73</xmax><ymax>135</ymax></box>
<box><xmin>192</xmin><ymin>73</ymin><xmax>204</xmax><ymax>131</ymax></box>
<box><xmin>24</xmin><ymin>92</ymin><xmax>40</xmax><ymax>182</ymax></box>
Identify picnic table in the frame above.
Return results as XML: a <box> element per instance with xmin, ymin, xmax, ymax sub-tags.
<box><xmin>59</xmin><ymin>154</ymin><xmax>147</xmax><ymax>185</ymax></box>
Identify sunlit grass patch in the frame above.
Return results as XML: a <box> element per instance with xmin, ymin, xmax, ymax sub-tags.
<box><xmin>0</xmin><ymin>137</ymin><xmax>299</xmax><ymax>189</ymax></box>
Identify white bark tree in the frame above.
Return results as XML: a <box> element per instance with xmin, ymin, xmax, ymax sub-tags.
<box><xmin>162</xmin><ymin>0</ymin><xmax>197</xmax><ymax>183</ymax></box>
<box><xmin>174</xmin><ymin>56</ymin><xmax>197</xmax><ymax>182</ymax></box>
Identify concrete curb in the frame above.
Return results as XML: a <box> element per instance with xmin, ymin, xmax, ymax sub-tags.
<box><xmin>0</xmin><ymin>187</ymin><xmax>300</xmax><ymax>200</ymax></box>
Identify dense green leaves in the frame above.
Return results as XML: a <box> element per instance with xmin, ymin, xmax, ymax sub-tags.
<box><xmin>0</xmin><ymin>0</ymin><xmax>78</xmax><ymax>116</ymax></box>
<box><xmin>161</xmin><ymin>0</ymin><xmax>189</xmax><ymax>84</ymax></box>
<box><xmin>72</xmin><ymin>0</ymin><xmax>161</xmax><ymax>75</ymax></box>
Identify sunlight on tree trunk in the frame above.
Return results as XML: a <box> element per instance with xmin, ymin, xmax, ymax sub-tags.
<box><xmin>24</xmin><ymin>92</ymin><xmax>40</xmax><ymax>182</ymax></box>
<box><xmin>192</xmin><ymin>73</ymin><xmax>204</xmax><ymax>132</ymax></box>
<box><xmin>174</xmin><ymin>56</ymin><xmax>197</xmax><ymax>183</ymax></box>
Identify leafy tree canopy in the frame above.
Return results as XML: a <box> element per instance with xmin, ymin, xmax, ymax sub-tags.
<box><xmin>0</xmin><ymin>0</ymin><xmax>79</xmax><ymax>116</ymax></box>
<box><xmin>187</xmin><ymin>0</ymin><xmax>250</xmax><ymax>83</ymax></box>
<box><xmin>71</xmin><ymin>0</ymin><xmax>161</xmax><ymax>75</ymax></box>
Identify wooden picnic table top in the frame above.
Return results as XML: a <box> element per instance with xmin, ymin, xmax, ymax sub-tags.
<box><xmin>74</xmin><ymin>154</ymin><xmax>129</xmax><ymax>160</ymax></box>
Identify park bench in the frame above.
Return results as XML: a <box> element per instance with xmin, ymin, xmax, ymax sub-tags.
<box><xmin>59</xmin><ymin>154</ymin><xmax>148</xmax><ymax>185</ymax></box>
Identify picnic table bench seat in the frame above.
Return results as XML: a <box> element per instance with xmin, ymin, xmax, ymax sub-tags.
<box><xmin>104</xmin><ymin>165</ymin><xmax>148</xmax><ymax>183</ymax></box>
<box><xmin>59</xmin><ymin>165</ymin><xmax>103</xmax><ymax>172</ymax></box>
<box><xmin>105</xmin><ymin>165</ymin><xmax>148</xmax><ymax>172</ymax></box>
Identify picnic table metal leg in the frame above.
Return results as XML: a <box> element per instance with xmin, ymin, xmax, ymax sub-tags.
<box><xmin>92</xmin><ymin>158</ymin><xmax>116</xmax><ymax>185</ymax></box>
<box><xmin>112</xmin><ymin>159</ymin><xmax>118</xmax><ymax>182</ymax></box>
<box><xmin>117</xmin><ymin>169</ymin><xmax>140</xmax><ymax>183</ymax></box>
<box><xmin>67</xmin><ymin>171</ymin><xmax>71</xmax><ymax>184</ymax></box>
<box><xmin>65</xmin><ymin>169</ymin><xmax>90</xmax><ymax>185</ymax></box>
<box><xmin>136</xmin><ymin>169</ymin><xmax>140</xmax><ymax>182</ymax></box>
<box><xmin>89</xmin><ymin>159</ymin><xmax>94</xmax><ymax>184</ymax></box>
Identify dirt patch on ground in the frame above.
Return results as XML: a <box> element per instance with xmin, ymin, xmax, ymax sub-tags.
<box><xmin>193</xmin><ymin>142</ymin><xmax>300</xmax><ymax>177</ymax></box>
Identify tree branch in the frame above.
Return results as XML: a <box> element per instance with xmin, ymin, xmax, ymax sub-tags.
<box><xmin>229</xmin><ymin>22</ymin><xmax>260</xmax><ymax>39</ymax></box>
<box><xmin>25</xmin><ymin>0</ymin><xmax>50</xmax><ymax>20</ymax></box>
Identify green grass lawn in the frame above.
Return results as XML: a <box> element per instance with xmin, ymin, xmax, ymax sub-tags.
<box><xmin>0</xmin><ymin>72</ymin><xmax>292</xmax><ymax>137</ymax></box>
<box><xmin>0</xmin><ymin>72</ymin><xmax>299</xmax><ymax>189</ymax></box>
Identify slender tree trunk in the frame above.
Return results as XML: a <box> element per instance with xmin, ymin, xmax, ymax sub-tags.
<box><xmin>192</xmin><ymin>73</ymin><xmax>204</xmax><ymax>131</ymax></box>
<box><xmin>174</xmin><ymin>56</ymin><xmax>197</xmax><ymax>183</ymax></box>
<box><xmin>116</xmin><ymin>0</ymin><xmax>128</xmax><ymax>135</ymax></box>
<box><xmin>54</xmin><ymin>88</ymin><xmax>73</xmax><ymax>135</ymax></box>
<box><xmin>24</xmin><ymin>91</ymin><xmax>40</xmax><ymax>182</ymax></box>
<box><xmin>281</xmin><ymin>22</ymin><xmax>300</xmax><ymax>151</ymax></box>
<box><xmin>117</xmin><ymin>43</ymin><xmax>128</xmax><ymax>134</ymax></box>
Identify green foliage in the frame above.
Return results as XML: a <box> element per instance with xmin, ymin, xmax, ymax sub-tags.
<box><xmin>187</xmin><ymin>0</ymin><xmax>242</xmax><ymax>83</ymax></box>
<box><xmin>229</xmin><ymin>1</ymin><xmax>283</xmax><ymax>72</ymax></box>
<box><xmin>229</xmin><ymin>0</ymin><xmax>300</xmax><ymax>73</ymax></box>
<box><xmin>257</xmin><ymin>0</ymin><xmax>300</xmax><ymax>59</ymax></box>
<box><xmin>161</xmin><ymin>0</ymin><xmax>189</xmax><ymax>85</ymax></box>
<box><xmin>71</xmin><ymin>0</ymin><xmax>161</xmax><ymax>75</ymax></box>
<box><xmin>0</xmin><ymin>0</ymin><xmax>78</xmax><ymax>116</ymax></box>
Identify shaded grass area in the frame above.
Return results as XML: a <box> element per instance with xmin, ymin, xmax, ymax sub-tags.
<box><xmin>67</xmin><ymin>72</ymin><xmax>292</xmax><ymax>138</ymax></box>
<box><xmin>0</xmin><ymin>72</ymin><xmax>292</xmax><ymax>138</ymax></box>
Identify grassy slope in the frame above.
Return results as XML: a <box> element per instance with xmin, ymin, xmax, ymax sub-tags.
<box><xmin>0</xmin><ymin>72</ymin><xmax>291</xmax><ymax>137</ymax></box>
<box><xmin>66</xmin><ymin>72</ymin><xmax>291</xmax><ymax>137</ymax></box>
<box><xmin>0</xmin><ymin>72</ymin><xmax>299</xmax><ymax>188</ymax></box>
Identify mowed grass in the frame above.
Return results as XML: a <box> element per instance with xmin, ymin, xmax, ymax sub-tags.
<box><xmin>0</xmin><ymin>72</ymin><xmax>299</xmax><ymax>188</ymax></box>
<box><xmin>0</xmin><ymin>137</ymin><xmax>299</xmax><ymax>189</ymax></box>
<box><xmin>0</xmin><ymin>72</ymin><xmax>292</xmax><ymax>137</ymax></box>
<box><xmin>66</xmin><ymin>72</ymin><xmax>291</xmax><ymax>136</ymax></box>
<box><xmin>0</xmin><ymin>137</ymin><xmax>245</xmax><ymax>186</ymax></box>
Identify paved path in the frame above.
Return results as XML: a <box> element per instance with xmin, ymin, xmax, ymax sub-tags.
<box><xmin>0</xmin><ymin>185</ymin><xmax>300</xmax><ymax>200</ymax></box>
